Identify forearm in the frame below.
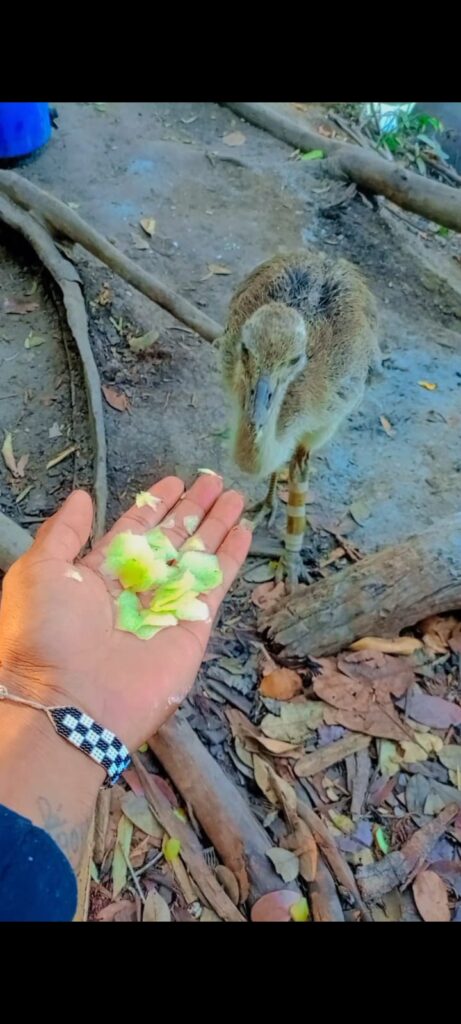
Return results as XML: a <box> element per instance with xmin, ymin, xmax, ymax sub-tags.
<box><xmin>0</xmin><ymin>672</ymin><xmax>104</xmax><ymax>871</ymax></box>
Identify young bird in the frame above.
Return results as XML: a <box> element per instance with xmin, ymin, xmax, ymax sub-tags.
<box><xmin>220</xmin><ymin>250</ymin><xmax>379</xmax><ymax>582</ymax></box>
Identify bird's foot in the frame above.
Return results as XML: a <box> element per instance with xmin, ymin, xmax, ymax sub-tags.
<box><xmin>275</xmin><ymin>550</ymin><xmax>311</xmax><ymax>587</ymax></box>
<box><xmin>246</xmin><ymin>498</ymin><xmax>278</xmax><ymax>531</ymax></box>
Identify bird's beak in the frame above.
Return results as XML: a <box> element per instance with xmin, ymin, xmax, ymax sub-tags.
<box><xmin>250</xmin><ymin>375</ymin><xmax>275</xmax><ymax>434</ymax></box>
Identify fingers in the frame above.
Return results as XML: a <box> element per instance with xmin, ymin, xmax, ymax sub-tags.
<box><xmin>176</xmin><ymin>520</ymin><xmax>252</xmax><ymax>649</ymax></box>
<box><xmin>151</xmin><ymin>474</ymin><xmax>225</xmax><ymax>552</ymax></box>
<box><xmin>83</xmin><ymin>476</ymin><xmax>185</xmax><ymax>569</ymax></box>
<box><xmin>186</xmin><ymin>489</ymin><xmax>245</xmax><ymax>554</ymax></box>
<box><xmin>203</xmin><ymin>522</ymin><xmax>252</xmax><ymax>617</ymax></box>
<box><xmin>33</xmin><ymin>490</ymin><xmax>94</xmax><ymax>562</ymax></box>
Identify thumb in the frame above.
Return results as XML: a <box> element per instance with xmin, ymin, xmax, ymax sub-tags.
<box><xmin>34</xmin><ymin>490</ymin><xmax>94</xmax><ymax>562</ymax></box>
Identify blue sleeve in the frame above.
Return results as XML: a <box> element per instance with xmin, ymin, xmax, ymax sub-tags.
<box><xmin>0</xmin><ymin>804</ymin><xmax>77</xmax><ymax>921</ymax></box>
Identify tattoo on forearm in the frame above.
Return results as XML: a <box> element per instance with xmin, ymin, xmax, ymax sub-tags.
<box><xmin>37</xmin><ymin>797</ymin><xmax>90</xmax><ymax>866</ymax></box>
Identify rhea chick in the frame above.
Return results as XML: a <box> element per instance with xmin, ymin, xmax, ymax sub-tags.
<box><xmin>221</xmin><ymin>250</ymin><xmax>379</xmax><ymax>582</ymax></box>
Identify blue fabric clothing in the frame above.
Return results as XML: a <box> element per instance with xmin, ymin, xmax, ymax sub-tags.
<box><xmin>0</xmin><ymin>804</ymin><xmax>77</xmax><ymax>921</ymax></box>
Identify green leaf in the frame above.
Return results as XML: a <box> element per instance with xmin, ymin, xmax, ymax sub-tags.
<box><xmin>301</xmin><ymin>149</ymin><xmax>324</xmax><ymax>161</ymax></box>
<box><xmin>112</xmin><ymin>814</ymin><xmax>133</xmax><ymax>898</ymax></box>
<box><xmin>290</xmin><ymin>896</ymin><xmax>310</xmax><ymax>922</ymax></box>
<box><xmin>374</xmin><ymin>825</ymin><xmax>390</xmax><ymax>854</ymax></box>
<box><xmin>437</xmin><ymin>226</ymin><xmax>450</xmax><ymax>237</ymax></box>
<box><xmin>163</xmin><ymin>836</ymin><xmax>181</xmax><ymax>862</ymax></box>
<box><xmin>105</xmin><ymin>531</ymin><xmax>173</xmax><ymax>591</ymax></box>
<box><xmin>176</xmin><ymin>551</ymin><xmax>223</xmax><ymax>592</ymax></box>
<box><xmin>128</xmin><ymin>329</ymin><xmax>159</xmax><ymax>353</ymax></box>
<box><xmin>145</xmin><ymin>526</ymin><xmax>178</xmax><ymax>561</ymax></box>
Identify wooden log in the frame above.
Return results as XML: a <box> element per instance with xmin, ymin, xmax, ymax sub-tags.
<box><xmin>224</xmin><ymin>103</ymin><xmax>461</xmax><ymax>233</ymax></box>
<box><xmin>0</xmin><ymin>171</ymin><xmax>223</xmax><ymax>343</ymax></box>
<box><xmin>261</xmin><ymin>514</ymin><xmax>461</xmax><ymax>659</ymax></box>
<box><xmin>149</xmin><ymin>714</ymin><xmax>299</xmax><ymax>903</ymax></box>
<box><xmin>133</xmin><ymin>755</ymin><xmax>245</xmax><ymax>922</ymax></box>
<box><xmin>0</xmin><ymin>511</ymin><xmax>32</xmax><ymax>572</ymax></box>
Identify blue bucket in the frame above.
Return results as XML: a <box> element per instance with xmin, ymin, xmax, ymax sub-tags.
<box><xmin>0</xmin><ymin>102</ymin><xmax>52</xmax><ymax>159</ymax></box>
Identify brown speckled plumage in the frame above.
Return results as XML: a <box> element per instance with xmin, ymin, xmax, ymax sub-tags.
<box><xmin>220</xmin><ymin>249</ymin><xmax>379</xmax><ymax>582</ymax></box>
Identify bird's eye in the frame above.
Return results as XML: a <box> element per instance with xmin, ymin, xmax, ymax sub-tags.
<box><xmin>289</xmin><ymin>355</ymin><xmax>301</xmax><ymax>367</ymax></box>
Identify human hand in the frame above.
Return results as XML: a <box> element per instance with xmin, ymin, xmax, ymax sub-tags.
<box><xmin>0</xmin><ymin>475</ymin><xmax>251</xmax><ymax>750</ymax></box>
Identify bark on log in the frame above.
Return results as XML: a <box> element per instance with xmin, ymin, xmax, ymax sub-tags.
<box><xmin>0</xmin><ymin>511</ymin><xmax>32</xmax><ymax>572</ymax></box>
<box><xmin>224</xmin><ymin>103</ymin><xmax>461</xmax><ymax>233</ymax></box>
<box><xmin>0</xmin><ymin>171</ymin><xmax>223</xmax><ymax>343</ymax></box>
<box><xmin>149</xmin><ymin>713</ymin><xmax>299</xmax><ymax>903</ymax></box>
<box><xmin>261</xmin><ymin>514</ymin><xmax>461</xmax><ymax>659</ymax></box>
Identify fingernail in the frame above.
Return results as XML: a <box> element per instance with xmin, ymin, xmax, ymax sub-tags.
<box><xmin>239</xmin><ymin>517</ymin><xmax>254</xmax><ymax>533</ymax></box>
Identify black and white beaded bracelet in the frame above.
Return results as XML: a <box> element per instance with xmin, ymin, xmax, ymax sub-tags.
<box><xmin>0</xmin><ymin>686</ymin><xmax>131</xmax><ymax>787</ymax></box>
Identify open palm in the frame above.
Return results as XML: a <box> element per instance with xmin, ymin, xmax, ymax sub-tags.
<box><xmin>0</xmin><ymin>475</ymin><xmax>250</xmax><ymax>750</ymax></box>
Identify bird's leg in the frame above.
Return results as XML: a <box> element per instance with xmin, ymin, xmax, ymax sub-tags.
<box><xmin>277</xmin><ymin>444</ymin><xmax>310</xmax><ymax>585</ymax></box>
<box><xmin>246</xmin><ymin>472</ymin><xmax>278</xmax><ymax>528</ymax></box>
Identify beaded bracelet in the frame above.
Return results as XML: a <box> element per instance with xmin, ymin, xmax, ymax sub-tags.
<box><xmin>0</xmin><ymin>685</ymin><xmax>131</xmax><ymax>787</ymax></box>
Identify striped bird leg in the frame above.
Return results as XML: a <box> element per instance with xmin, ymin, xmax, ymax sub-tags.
<box><xmin>277</xmin><ymin>444</ymin><xmax>310</xmax><ymax>584</ymax></box>
<box><xmin>246</xmin><ymin>472</ymin><xmax>279</xmax><ymax>529</ymax></box>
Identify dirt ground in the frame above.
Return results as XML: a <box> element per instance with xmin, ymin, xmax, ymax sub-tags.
<box><xmin>1</xmin><ymin>103</ymin><xmax>461</xmax><ymax>923</ymax></box>
<box><xmin>2</xmin><ymin>101</ymin><xmax>461</xmax><ymax>552</ymax></box>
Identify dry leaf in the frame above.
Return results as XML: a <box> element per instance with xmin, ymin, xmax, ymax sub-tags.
<box><xmin>222</xmin><ymin>131</ymin><xmax>245</xmax><ymax>146</ymax></box>
<box><xmin>208</xmin><ymin>262</ymin><xmax>231</xmax><ymax>275</ymax></box>
<box><xmin>449</xmin><ymin>622</ymin><xmax>461</xmax><ymax>654</ymax></box>
<box><xmin>143</xmin><ymin>889</ymin><xmax>171</xmax><ymax>922</ymax></box>
<box><xmin>46</xmin><ymin>444</ymin><xmax>78</xmax><ymax>470</ymax></box>
<box><xmin>266</xmin><ymin>847</ymin><xmax>299</xmax><ymax>883</ymax></box>
<box><xmin>438</xmin><ymin>745</ymin><xmax>461</xmax><ymax>772</ymax></box>
<box><xmin>200</xmin><ymin>908</ymin><xmax>221</xmax><ymax>922</ymax></box>
<box><xmin>96</xmin><ymin>898</ymin><xmax>137</xmax><ymax>922</ymax></box>
<box><xmin>24</xmin><ymin>332</ymin><xmax>46</xmax><ymax>349</ymax></box>
<box><xmin>320</xmin><ymin>546</ymin><xmax>346</xmax><ymax>567</ymax></box>
<box><xmin>349</xmin><ymin>499</ymin><xmax>371</xmax><ymax>525</ymax></box>
<box><xmin>378</xmin><ymin>739</ymin><xmax>402</xmax><ymax>776</ymax></box>
<box><xmin>413</xmin><ymin>870</ymin><xmax>450</xmax><ymax>922</ymax></box>
<box><xmin>253</xmin><ymin>755</ymin><xmax>298</xmax><ymax>816</ymax></box>
<box><xmin>132</xmin><ymin>235</ymin><xmax>150</xmax><ymax>250</ymax></box>
<box><xmin>120</xmin><ymin>792</ymin><xmax>163</xmax><ymax>838</ymax></box>
<box><xmin>140</xmin><ymin>217</ymin><xmax>156</xmax><ymax>236</ymax></box>
<box><xmin>251</xmin><ymin>889</ymin><xmax>301</xmax><ymax>922</ymax></box>
<box><xmin>420</xmin><ymin>614</ymin><xmax>460</xmax><ymax>654</ymax></box>
<box><xmin>102</xmin><ymin>385</ymin><xmax>130</xmax><ymax>412</ymax></box>
<box><xmin>418</xmin><ymin>380</ymin><xmax>437</xmax><ymax>390</ymax></box>
<box><xmin>313</xmin><ymin>669</ymin><xmax>409</xmax><ymax>741</ymax></box>
<box><xmin>112</xmin><ymin>814</ymin><xmax>133</xmax><ymax>898</ymax></box>
<box><xmin>48</xmin><ymin>422</ymin><xmax>62</xmax><ymax>440</ymax></box>
<box><xmin>263</xmin><ymin>699</ymin><xmax>325</xmax><ymax>742</ymax></box>
<box><xmin>128</xmin><ymin>329</ymin><xmax>159</xmax><ymax>353</ymax></box>
<box><xmin>4</xmin><ymin>296</ymin><xmax>40</xmax><ymax>314</ymax></box>
<box><xmin>336</xmin><ymin>649</ymin><xmax>415</xmax><ymax>688</ymax></box>
<box><xmin>2</xmin><ymin>432</ymin><xmax>18</xmax><ymax>475</ymax></box>
<box><xmin>404</xmin><ymin>683</ymin><xmax>461</xmax><ymax>729</ymax></box>
<box><xmin>350</xmin><ymin>636</ymin><xmax>423</xmax><ymax>655</ymax></box>
<box><xmin>215</xmin><ymin>865</ymin><xmax>240</xmax><ymax>905</ymax></box>
<box><xmin>295</xmin><ymin>733</ymin><xmax>371</xmax><ymax>778</ymax></box>
<box><xmin>259</xmin><ymin>667</ymin><xmax>303</xmax><ymax>701</ymax></box>
<box><xmin>357</xmin><ymin>804</ymin><xmax>458</xmax><ymax>900</ymax></box>
<box><xmin>251</xmin><ymin>580</ymin><xmax>286</xmax><ymax>609</ymax></box>
<box><xmin>97</xmin><ymin>285</ymin><xmax>113</xmax><ymax>306</ymax></box>
<box><xmin>379</xmin><ymin>415</ymin><xmax>395</xmax><ymax>437</ymax></box>
<box><xmin>227</xmin><ymin>708</ymin><xmax>301</xmax><ymax>757</ymax></box>
<box><xmin>15</xmin><ymin>453</ymin><xmax>29</xmax><ymax>478</ymax></box>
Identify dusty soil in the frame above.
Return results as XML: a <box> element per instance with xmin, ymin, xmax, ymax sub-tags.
<box><xmin>2</xmin><ymin>101</ymin><xmax>460</xmax><ymax>556</ymax></box>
